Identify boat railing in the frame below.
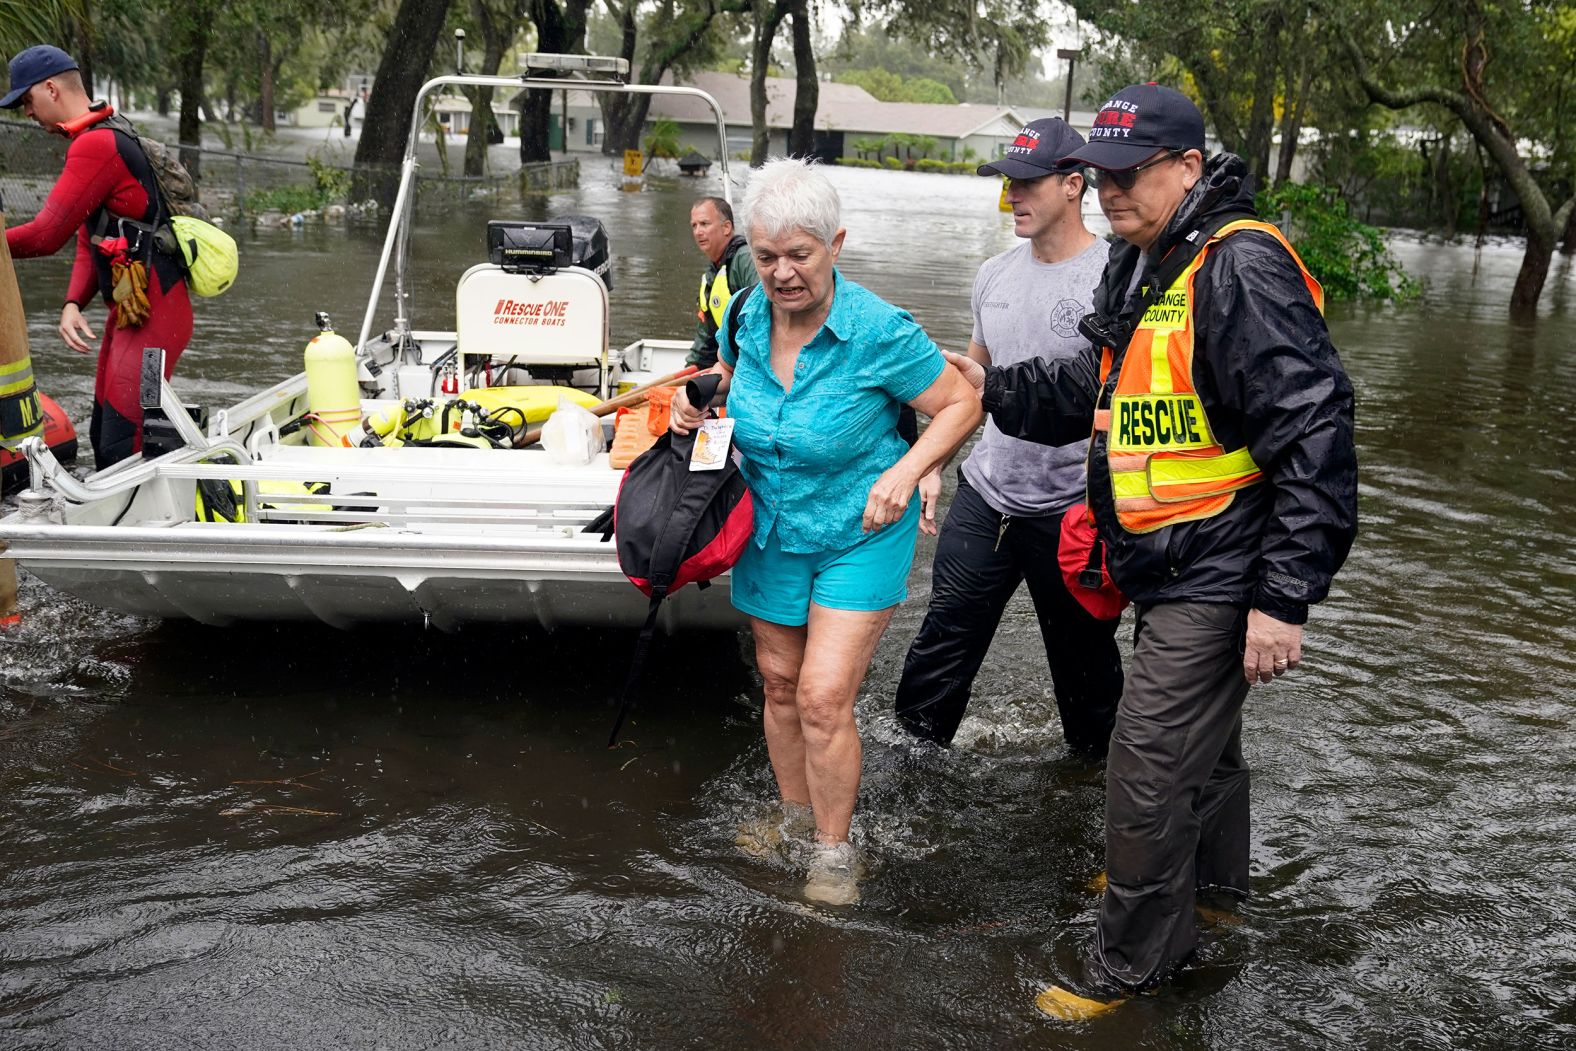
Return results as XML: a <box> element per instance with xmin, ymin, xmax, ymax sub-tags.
<box><xmin>16</xmin><ymin>435</ymin><xmax>615</xmax><ymax>534</ymax></box>
<box><xmin>171</xmin><ymin>459</ymin><xmax>611</xmax><ymax>529</ymax></box>
<box><xmin>355</xmin><ymin>62</ymin><xmax>733</xmax><ymax>358</ymax></box>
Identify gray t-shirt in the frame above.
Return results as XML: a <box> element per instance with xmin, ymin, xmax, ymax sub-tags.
<box><xmin>961</xmin><ymin>237</ymin><xmax>1109</xmax><ymax>517</ymax></box>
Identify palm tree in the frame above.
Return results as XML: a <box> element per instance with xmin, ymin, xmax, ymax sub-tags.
<box><xmin>0</xmin><ymin>1</ymin><xmax>83</xmax><ymax>58</ymax></box>
<box><xmin>642</xmin><ymin>118</ymin><xmax>681</xmax><ymax>172</ymax></box>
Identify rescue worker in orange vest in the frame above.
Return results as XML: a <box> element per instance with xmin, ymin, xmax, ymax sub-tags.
<box><xmin>686</xmin><ymin>196</ymin><xmax>755</xmax><ymax>369</ymax></box>
<box><xmin>945</xmin><ymin>84</ymin><xmax>1357</xmax><ymax>1017</ymax></box>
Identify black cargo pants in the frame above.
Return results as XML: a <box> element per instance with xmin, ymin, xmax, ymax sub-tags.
<box><xmin>90</xmin><ymin>400</ymin><xmax>138</xmax><ymax>469</ymax></box>
<box><xmin>1090</xmin><ymin>600</ymin><xmax>1252</xmax><ymax>993</ymax></box>
<box><xmin>894</xmin><ymin>476</ymin><xmax>1123</xmax><ymax>756</ymax></box>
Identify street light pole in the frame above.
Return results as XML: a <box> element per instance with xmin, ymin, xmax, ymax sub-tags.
<box><xmin>1057</xmin><ymin>48</ymin><xmax>1081</xmax><ymax>124</ymax></box>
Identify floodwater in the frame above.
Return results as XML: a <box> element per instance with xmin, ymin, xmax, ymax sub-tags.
<box><xmin>3</xmin><ymin>162</ymin><xmax>1575</xmax><ymax>1049</ymax></box>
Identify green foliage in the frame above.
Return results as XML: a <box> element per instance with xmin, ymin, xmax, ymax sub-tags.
<box><xmin>642</xmin><ymin>118</ymin><xmax>682</xmax><ymax>162</ymax></box>
<box><xmin>851</xmin><ymin>0</ymin><xmax>1048</xmax><ymax>95</ymax></box>
<box><xmin>0</xmin><ymin>0</ymin><xmax>83</xmax><ymax>58</ymax></box>
<box><xmin>850</xmin><ymin>136</ymin><xmax>884</xmax><ymax>160</ymax></box>
<box><xmin>242</xmin><ymin>154</ymin><xmax>351</xmax><ymax>214</ymax></box>
<box><xmin>243</xmin><ymin>184</ymin><xmax>324</xmax><ymax>214</ymax></box>
<box><xmin>903</xmin><ymin>78</ymin><xmax>956</xmax><ymax>105</ymax></box>
<box><xmin>822</xmin><ymin>20</ymin><xmax>1064</xmax><ymax>106</ymax></box>
<box><xmin>835</xmin><ymin>66</ymin><xmax>957</xmax><ymax>104</ymax></box>
<box><xmin>1255</xmin><ymin>182</ymin><xmax>1420</xmax><ymax>302</ymax></box>
<box><xmin>842</xmin><ymin>156</ymin><xmax>973</xmax><ymax>174</ymax></box>
<box><xmin>307</xmin><ymin>153</ymin><xmax>352</xmax><ymax>199</ymax></box>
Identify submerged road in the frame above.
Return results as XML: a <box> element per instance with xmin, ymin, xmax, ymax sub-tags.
<box><xmin>2</xmin><ymin>166</ymin><xmax>1574</xmax><ymax>1049</ymax></box>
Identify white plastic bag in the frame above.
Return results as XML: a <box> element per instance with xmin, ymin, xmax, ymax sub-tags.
<box><xmin>539</xmin><ymin>397</ymin><xmax>606</xmax><ymax>465</ymax></box>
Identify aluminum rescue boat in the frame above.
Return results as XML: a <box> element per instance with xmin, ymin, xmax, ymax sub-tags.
<box><xmin>0</xmin><ymin>58</ymin><xmax>745</xmax><ymax>632</ymax></box>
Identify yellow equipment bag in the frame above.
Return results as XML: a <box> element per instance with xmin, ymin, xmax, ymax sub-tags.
<box><xmin>458</xmin><ymin>385</ymin><xmax>600</xmax><ymax>425</ymax></box>
<box><xmin>169</xmin><ymin>215</ymin><xmax>238</xmax><ymax>297</ymax></box>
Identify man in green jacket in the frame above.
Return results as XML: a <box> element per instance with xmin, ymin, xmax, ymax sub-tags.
<box><xmin>686</xmin><ymin>196</ymin><xmax>755</xmax><ymax>368</ymax></box>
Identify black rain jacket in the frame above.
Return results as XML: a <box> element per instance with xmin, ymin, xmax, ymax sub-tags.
<box><xmin>980</xmin><ymin>153</ymin><xmax>1357</xmax><ymax>624</ymax></box>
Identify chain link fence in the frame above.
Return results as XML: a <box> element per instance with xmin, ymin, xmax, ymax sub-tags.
<box><xmin>0</xmin><ymin>119</ymin><xmax>578</xmax><ymax>224</ymax></box>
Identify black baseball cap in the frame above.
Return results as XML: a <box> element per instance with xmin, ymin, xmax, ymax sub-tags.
<box><xmin>1057</xmin><ymin>84</ymin><xmax>1206</xmax><ymax>171</ymax></box>
<box><xmin>1</xmin><ymin>45</ymin><xmax>78</xmax><ymax>109</ymax></box>
<box><xmin>977</xmin><ymin>117</ymin><xmax>1085</xmax><ymax>180</ymax></box>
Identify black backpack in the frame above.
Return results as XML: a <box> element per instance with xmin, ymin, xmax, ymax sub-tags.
<box><xmin>591</xmin><ymin>371</ymin><xmax>753</xmax><ymax>746</ymax></box>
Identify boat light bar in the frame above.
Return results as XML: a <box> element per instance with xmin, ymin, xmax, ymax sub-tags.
<box><xmin>518</xmin><ymin>54</ymin><xmax>629</xmax><ymax>79</ymax></box>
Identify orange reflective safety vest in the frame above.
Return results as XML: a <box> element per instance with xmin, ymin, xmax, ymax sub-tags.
<box><xmin>1093</xmin><ymin>219</ymin><xmax>1324</xmax><ymax>534</ymax></box>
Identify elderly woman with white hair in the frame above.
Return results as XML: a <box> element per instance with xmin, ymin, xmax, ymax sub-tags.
<box><xmin>671</xmin><ymin>158</ymin><xmax>981</xmax><ymax>904</ymax></box>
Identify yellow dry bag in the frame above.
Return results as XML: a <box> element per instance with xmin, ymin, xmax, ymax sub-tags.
<box><xmin>169</xmin><ymin>215</ymin><xmax>238</xmax><ymax>297</ymax></box>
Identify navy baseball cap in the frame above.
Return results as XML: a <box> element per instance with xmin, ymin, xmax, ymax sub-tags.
<box><xmin>2</xmin><ymin>45</ymin><xmax>78</xmax><ymax>109</ymax></box>
<box><xmin>977</xmin><ymin>117</ymin><xmax>1085</xmax><ymax>180</ymax></box>
<box><xmin>1058</xmin><ymin>84</ymin><xmax>1206</xmax><ymax>171</ymax></box>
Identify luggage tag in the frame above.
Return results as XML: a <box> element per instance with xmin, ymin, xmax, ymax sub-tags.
<box><xmin>689</xmin><ymin>417</ymin><xmax>734</xmax><ymax>471</ymax></box>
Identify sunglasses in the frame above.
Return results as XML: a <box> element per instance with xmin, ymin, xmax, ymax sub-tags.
<box><xmin>1085</xmin><ymin>150</ymin><xmax>1183</xmax><ymax>191</ymax></box>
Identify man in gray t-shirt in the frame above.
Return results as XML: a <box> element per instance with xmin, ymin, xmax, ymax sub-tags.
<box><xmin>895</xmin><ymin>117</ymin><xmax>1124</xmax><ymax>755</ymax></box>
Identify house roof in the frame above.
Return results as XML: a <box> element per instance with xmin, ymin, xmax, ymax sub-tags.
<box><xmin>546</xmin><ymin>70</ymin><xmax>1024</xmax><ymax>141</ymax></box>
<box><xmin>643</xmin><ymin>70</ymin><xmax>880</xmax><ymax>128</ymax></box>
<box><xmin>816</xmin><ymin>101</ymin><xmax>1023</xmax><ymax>139</ymax></box>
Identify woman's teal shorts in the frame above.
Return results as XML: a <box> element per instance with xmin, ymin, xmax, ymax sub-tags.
<box><xmin>729</xmin><ymin>499</ymin><xmax>921</xmax><ymax>626</ymax></box>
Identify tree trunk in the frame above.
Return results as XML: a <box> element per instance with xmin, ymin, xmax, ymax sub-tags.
<box><xmin>1273</xmin><ymin>46</ymin><xmax>1313</xmax><ymax>186</ymax></box>
<box><xmin>72</xmin><ymin>19</ymin><xmax>95</xmax><ymax>100</ymax></box>
<box><xmin>1344</xmin><ymin>31</ymin><xmax>1562</xmax><ymax>314</ymax></box>
<box><xmin>1510</xmin><ymin>226</ymin><xmax>1554</xmax><ymax>318</ymax></box>
<box><xmin>1190</xmin><ymin>62</ymin><xmax>1245</xmax><ymax>158</ymax></box>
<box><xmin>464</xmin><ymin>84</ymin><xmax>498</xmax><ymax>176</ymax></box>
<box><xmin>597</xmin><ymin>0</ymin><xmax>643</xmax><ymax>155</ymax></box>
<box><xmin>599</xmin><ymin>0</ymin><xmax>746</xmax><ymax>156</ymax></box>
<box><xmin>260</xmin><ymin>33</ymin><xmax>276</xmax><ymax>133</ymax></box>
<box><xmin>521</xmin><ymin>0</ymin><xmax>567</xmax><ymax>163</ymax></box>
<box><xmin>520</xmin><ymin>79</ymin><xmax>558</xmax><ymax>163</ymax></box>
<box><xmin>464</xmin><ymin>2</ymin><xmax>515</xmax><ymax>177</ymax></box>
<box><xmin>749</xmin><ymin>0</ymin><xmax>787</xmax><ymax>167</ymax></box>
<box><xmin>1561</xmin><ymin>197</ymin><xmax>1576</xmax><ymax>255</ymax></box>
<box><xmin>174</xmin><ymin>7</ymin><xmax>212</xmax><ymax>181</ymax></box>
<box><xmin>787</xmin><ymin>0</ymin><xmax>816</xmax><ymax>158</ymax></box>
<box><xmin>353</xmin><ymin>0</ymin><xmax>454</xmax><ymax>208</ymax></box>
<box><xmin>520</xmin><ymin>0</ymin><xmax>587</xmax><ymax>163</ymax></box>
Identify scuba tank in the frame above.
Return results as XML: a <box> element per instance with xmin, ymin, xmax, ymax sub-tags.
<box><xmin>303</xmin><ymin>312</ymin><xmax>360</xmax><ymax>446</ymax></box>
<box><xmin>343</xmin><ymin>402</ymin><xmax>407</xmax><ymax>449</ymax></box>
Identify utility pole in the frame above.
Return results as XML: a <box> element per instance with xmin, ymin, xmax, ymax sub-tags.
<box><xmin>1057</xmin><ymin>48</ymin><xmax>1081</xmax><ymax>124</ymax></box>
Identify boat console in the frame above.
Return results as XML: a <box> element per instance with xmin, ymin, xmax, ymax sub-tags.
<box><xmin>454</xmin><ymin>217</ymin><xmax>613</xmax><ymax>388</ymax></box>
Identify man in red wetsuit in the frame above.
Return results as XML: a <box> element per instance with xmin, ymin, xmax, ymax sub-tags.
<box><xmin>3</xmin><ymin>45</ymin><xmax>192</xmax><ymax>467</ymax></box>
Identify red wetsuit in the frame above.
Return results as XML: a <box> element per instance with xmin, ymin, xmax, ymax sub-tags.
<box><xmin>6</xmin><ymin>105</ymin><xmax>192</xmax><ymax>466</ymax></box>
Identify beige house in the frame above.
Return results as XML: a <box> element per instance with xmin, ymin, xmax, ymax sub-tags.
<box><xmin>287</xmin><ymin>91</ymin><xmax>357</xmax><ymax>130</ymax></box>
<box><xmin>536</xmin><ymin>71</ymin><xmax>1025</xmax><ymax>163</ymax></box>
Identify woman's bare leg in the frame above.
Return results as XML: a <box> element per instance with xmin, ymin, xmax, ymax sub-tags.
<box><xmin>750</xmin><ymin>616</ymin><xmax>812</xmax><ymax>806</ymax></box>
<box><xmin>796</xmin><ymin>604</ymin><xmax>895</xmax><ymax>843</ymax></box>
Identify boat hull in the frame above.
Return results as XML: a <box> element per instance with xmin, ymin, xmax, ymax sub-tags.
<box><xmin>2</xmin><ymin>522</ymin><xmax>739</xmax><ymax>632</ymax></box>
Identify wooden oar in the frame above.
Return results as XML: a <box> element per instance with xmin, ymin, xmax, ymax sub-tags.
<box><xmin>512</xmin><ymin>364</ymin><xmax>701</xmax><ymax>448</ymax></box>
